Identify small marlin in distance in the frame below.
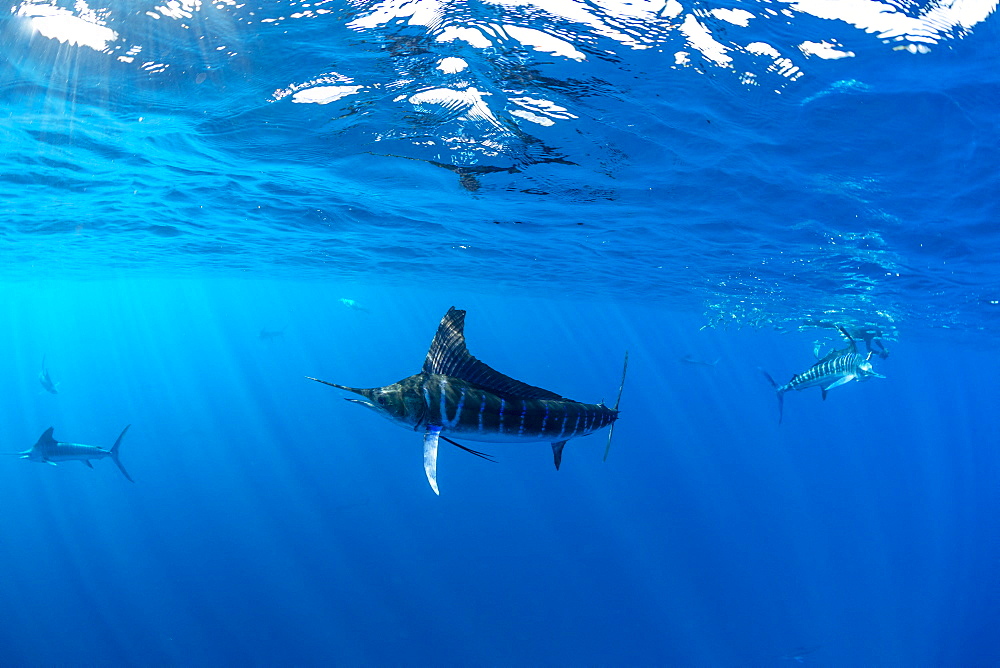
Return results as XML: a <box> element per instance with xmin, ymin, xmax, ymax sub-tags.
<box><xmin>308</xmin><ymin>307</ymin><xmax>628</xmax><ymax>494</ymax></box>
<box><xmin>39</xmin><ymin>356</ymin><xmax>59</xmax><ymax>394</ymax></box>
<box><xmin>680</xmin><ymin>354</ymin><xmax>719</xmax><ymax>367</ymax></box>
<box><xmin>779</xmin><ymin>645</ymin><xmax>823</xmax><ymax>663</ymax></box>
<box><xmin>339</xmin><ymin>298</ymin><xmax>371</xmax><ymax>313</ymax></box>
<box><xmin>761</xmin><ymin>326</ymin><xmax>884</xmax><ymax>423</ymax></box>
<box><xmin>7</xmin><ymin>426</ymin><xmax>134</xmax><ymax>482</ymax></box>
<box><xmin>259</xmin><ymin>327</ymin><xmax>286</xmax><ymax>342</ymax></box>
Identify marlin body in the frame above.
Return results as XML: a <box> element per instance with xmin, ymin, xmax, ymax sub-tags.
<box><xmin>15</xmin><ymin>426</ymin><xmax>133</xmax><ymax>482</ymax></box>
<box><xmin>308</xmin><ymin>307</ymin><xmax>627</xmax><ymax>494</ymax></box>
<box><xmin>762</xmin><ymin>326</ymin><xmax>884</xmax><ymax>423</ymax></box>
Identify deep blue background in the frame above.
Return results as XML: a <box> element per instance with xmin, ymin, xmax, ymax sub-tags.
<box><xmin>2</xmin><ymin>0</ymin><xmax>999</xmax><ymax>665</ymax></box>
<box><xmin>0</xmin><ymin>279</ymin><xmax>997</xmax><ymax>665</ymax></box>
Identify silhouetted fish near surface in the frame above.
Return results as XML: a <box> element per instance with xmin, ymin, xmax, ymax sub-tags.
<box><xmin>339</xmin><ymin>298</ymin><xmax>371</xmax><ymax>313</ymax></box>
<box><xmin>308</xmin><ymin>307</ymin><xmax>628</xmax><ymax>494</ymax></box>
<box><xmin>803</xmin><ymin>319</ymin><xmax>890</xmax><ymax>359</ymax></box>
<box><xmin>761</xmin><ymin>326</ymin><xmax>884</xmax><ymax>423</ymax></box>
<box><xmin>39</xmin><ymin>356</ymin><xmax>58</xmax><ymax>394</ymax></box>
<box><xmin>7</xmin><ymin>426</ymin><xmax>133</xmax><ymax>482</ymax></box>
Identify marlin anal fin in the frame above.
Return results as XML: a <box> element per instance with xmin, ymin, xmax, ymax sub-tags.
<box><xmin>422</xmin><ymin>307</ymin><xmax>566</xmax><ymax>401</ymax></box>
<box><xmin>82</xmin><ymin>460</ymin><xmax>94</xmax><ymax>469</ymax></box>
<box><xmin>423</xmin><ymin>427</ymin><xmax>441</xmax><ymax>495</ymax></box>
<box><xmin>552</xmin><ymin>440</ymin><xmax>567</xmax><ymax>470</ymax></box>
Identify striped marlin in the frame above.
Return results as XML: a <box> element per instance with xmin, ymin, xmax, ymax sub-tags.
<box><xmin>308</xmin><ymin>307</ymin><xmax>627</xmax><ymax>494</ymax></box>
<box><xmin>761</xmin><ymin>326</ymin><xmax>884</xmax><ymax>423</ymax></box>
<box><xmin>9</xmin><ymin>426</ymin><xmax>133</xmax><ymax>482</ymax></box>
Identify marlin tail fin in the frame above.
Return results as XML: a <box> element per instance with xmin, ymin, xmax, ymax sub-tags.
<box><xmin>602</xmin><ymin>351</ymin><xmax>629</xmax><ymax>462</ymax></box>
<box><xmin>759</xmin><ymin>369</ymin><xmax>784</xmax><ymax>424</ymax></box>
<box><xmin>110</xmin><ymin>425</ymin><xmax>134</xmax><ymax>483</ymax></box>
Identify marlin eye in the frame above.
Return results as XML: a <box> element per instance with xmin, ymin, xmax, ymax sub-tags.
<box><xmin>377</xmin><ymin>396</ymin><xmax>387</xmax><ymax>405</ymax></box>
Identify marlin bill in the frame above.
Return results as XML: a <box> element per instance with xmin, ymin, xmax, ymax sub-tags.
<box><xmin>761</xmin><ymin>326</ymin><xmax>884</xmax><ymax>423</ymax></box>
<box><xmin>308</xmin><ymin>307</ymin><xmax>627</xmax><ymax>495</ymax></box>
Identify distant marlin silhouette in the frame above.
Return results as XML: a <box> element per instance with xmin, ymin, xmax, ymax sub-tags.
<box><xmin>9</xmin><ymin>426</ymin><xmax>133</xmax><ymax>482</ymax></box>
<box><xmin>780</xmin><ymin>644</ymin><xmax>823</xmax><ymax>663</ymax></box>
<box><xmin>339</xmin><ymin>298</ymin><xmax>371</xmax><ymax>313</ymax></box>
<box><xmin>39</xmin><ymin>356</ymin><xmax>58</xmax><ymax>394</ymax></box>
<box><xmin>680</xmin><ymin>354</ymin><xmax>719</xmax><ymax>367</ymax></box>
<box><xmin>259</xmin><ymin>327</ymin><xmax>286</xmax><ymax>342</ymax></box>
<box><xmin>308</xmin><ymin>307</ymin><xmax>627</xmax><ymax>494</ymax></box>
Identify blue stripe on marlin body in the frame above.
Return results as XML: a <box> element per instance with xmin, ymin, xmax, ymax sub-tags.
<box><xmin>307</xmin><ymin>307</ymin><xmax>628</xmax><ymax>494</ymax></box>
<box><xmin>418</xmin><ymin>375</ymin><xmax>616</xmax><ymax>443</ymax></box>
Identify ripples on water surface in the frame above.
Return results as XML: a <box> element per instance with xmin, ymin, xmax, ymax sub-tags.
<box><xmin>1</xmin><ymin>0</ymin><xmax>999</xmax><ymax>338</ymax></box>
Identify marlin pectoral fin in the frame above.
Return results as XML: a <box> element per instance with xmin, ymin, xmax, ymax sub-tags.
<box><xmin>45</xmin><ymin>460</ymin><xmax>57</xmax><ymax>467</ymax></box>
<box><xmin>439</xmin><ymin>435</ymin><xmax>496</xmax><ymax>462</ymax></box>
<box><xmin>824</xmin><ymin>375</ymin><xmax>855</xmax><ymax>392</ymax></box>
<box><xmin>82</xmin><ymin>460</ymin><xmax>94</xmax><ymax>469</ymax></box>
<box><xmin>552</xmin><ymin>440</ymin><xmax>568</xmax><ymax>470</ymax></box>
<box><xmin>423</xmin><ymin>427</ymin><xmax>441</xmax><ymax>496</ymax></box>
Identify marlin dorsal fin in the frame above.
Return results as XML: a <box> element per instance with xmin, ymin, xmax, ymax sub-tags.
<box><xmin>422</xmin><ymin>307</ymin><xmax>566</xmax><ymax>401</ymax></box>
<box><xmin>38</xmin><ymin>427</ymin><xmax>57</xmax><ymax>445</ymax></box>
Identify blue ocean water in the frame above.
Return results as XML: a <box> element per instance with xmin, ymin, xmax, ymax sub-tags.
<box><xmin>2</xmin><ymin>1</ymin><xmax>999</xmax><ymax>665</ymax></box>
